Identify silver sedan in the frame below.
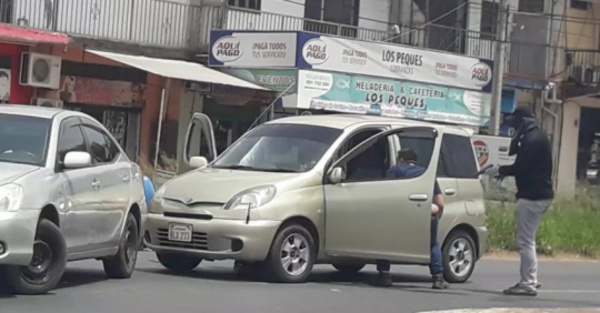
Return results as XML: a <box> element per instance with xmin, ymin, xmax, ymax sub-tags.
<box><xmin>0</xmin><ymin>105</ymin><xmax>147</xmax><ymax>295</ymax></box>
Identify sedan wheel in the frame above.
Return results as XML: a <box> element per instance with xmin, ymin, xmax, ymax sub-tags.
<box><xmin>264</xmin><ymin>224</ymin><xmax>315</xmax><ymax>283</ymax></box>
<box><xmin>442</xmin><ymin>230</ymin><xmax>476</xmax><ymax>283</ymax></box>
<box><xmin>103</xmin><ymin>213</ymin><xmax>139</xmax><ymax>278</ymax></box>
<box><xmin>3</xmin><ymin>219</ymin><xmax>67</xmax><ymax>294</ymax></box>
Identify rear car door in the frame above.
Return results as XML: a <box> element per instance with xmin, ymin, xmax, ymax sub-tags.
<box><xmin>437</xmin><ymin>133</ymin><xmax>484</xmax><ymax>239</ymax></box>
<box><xmin>56</xmin><ymin>117</ymin><xmax>98</xmax><ymax>253</ymax></box>
<box><xmin>323</xmin><ymin>127</ymin><xmax>440</xmax><ymax>264</ymax></box>
<box><xmin>80</xmin><ymin>119</ymin><xmax>130</xmax><ymax>249</ymax></box>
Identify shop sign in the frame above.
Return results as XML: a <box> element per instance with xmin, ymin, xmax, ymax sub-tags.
<box><xmin>209</xmin><ymin>31</ymin><xmax>297</xmax><ymax>68</ymax></box>
<box><xmin>296</xmin><ymin>32</ymin><xmax>494</xmax><ymax>93</ymax></box>
<box><xmin>220</xmin><ymin>69</ymin><xmax>298</xmax><ymax>93</ymax></box>
<box><xmin>296</xmin><ymin>70</ymin><xmax>491</xmax><ymax>126</ymax></box>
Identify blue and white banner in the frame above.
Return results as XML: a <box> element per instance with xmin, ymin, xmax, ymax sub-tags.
<box><xmin>209</xmin><ymin>30</ymin><xmax>494</xmax><ymax>93</ymax></box>
<box><xmin>296</xmin><ymin>32</ymin><xmax>494</xmax><ymax>93</ymax></box>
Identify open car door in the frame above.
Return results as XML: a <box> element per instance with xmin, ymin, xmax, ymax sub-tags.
<box><xmin>322</xmin><ymin>126</ymin><xmax>441</xmax><ymax>264</ymax></box>
<box><xmin>182</xmin><ymin>113</ymin><xmax>217</xmax><ymax>172</ymax></box>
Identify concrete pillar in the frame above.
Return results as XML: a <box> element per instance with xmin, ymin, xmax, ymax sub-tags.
<box><xmin>556</xmin><ymin>101</ymin><xmax>580</xmax><ymax>197</ymax></box>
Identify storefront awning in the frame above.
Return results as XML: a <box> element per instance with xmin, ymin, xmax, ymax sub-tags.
<box><xmin>86</xmin><ymin>50</ymin><xmax>269</xmax><ymax>91</ymax></box>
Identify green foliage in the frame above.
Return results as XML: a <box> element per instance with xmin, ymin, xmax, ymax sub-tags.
<box><xmin>486</xmin><ymin>188</ymin><xmax>600</xmax><ymax>258</ymax></box>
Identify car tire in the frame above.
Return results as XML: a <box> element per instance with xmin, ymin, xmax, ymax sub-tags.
<box><xmin>332</xmin><ymin>263</ymin><xmax>366</xmax><ymax>274</ymax></box>
<box><xmin>442</xmin><ymin>230</ymin><xmax>477</xmax><ymax>284</ymax></box>
<box><xmin>156</xmin><ymin>253</ymin><xmax>202</xmax><ymax>273</ymax></box>
<box><xmin>264</xmin><ymin>224</ymin><xmax>315</xmax><ymax>283</ymax></box>
<box><xmin>103</xmin><ymin>213</ymin><xmax>139</xmax><ymax>279</ymax></box>
<box><xmin>3</xmin><ymin>219</ymin><xmax>67</xmax><ymax>295</ymax></box>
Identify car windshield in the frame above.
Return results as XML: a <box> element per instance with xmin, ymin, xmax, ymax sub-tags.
<box><xmin>212</xmin><ymin>124</ymin><xmax>343</xmax><ymax>173</ymax></box>
<box><xmin>0</xmin><ymin>113</ymin><xmax>52</xmax><ymax>166</ymax></box>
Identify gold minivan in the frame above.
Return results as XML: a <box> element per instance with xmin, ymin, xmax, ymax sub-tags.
<box><xmin>144</xmin><ymin>113</ymin><xmax>487</xmax><ymax>284</ymax></box>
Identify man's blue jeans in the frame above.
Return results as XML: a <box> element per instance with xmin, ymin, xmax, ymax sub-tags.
<box><xmin>377</xmin><ymin>215</ymin><xmax>444</xmax><ymax>276</ymax></box>
<box><xmin>429</xmin><ymin>215</ymin><xmax>443</xmax><ymax>276</ymax></box>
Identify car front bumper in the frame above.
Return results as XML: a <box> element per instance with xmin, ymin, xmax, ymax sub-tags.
<box><xmin>143</xmin><ymin>213</ymin><xmax>280</xmax><ymax>262</ymax></box>
<box><xmin>0</xmin><ymin>210</ymin><xmax>39</xmax><ymax>266</ymax></box>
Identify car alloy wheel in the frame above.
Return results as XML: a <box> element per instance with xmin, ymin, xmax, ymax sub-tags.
<box><xmin>280</xmin><ymin>233</ymin><xmax>310</xmax><ymax>276</ymax></box>
<box><xmin>447</xmin><ymin>237</ymin><xmax>474</xmax><ymax>278</ymax></box>
<box><xmin>265</xmin><ymin>224</ymin><xmax>315</xmax><ymax>283</ymax></box>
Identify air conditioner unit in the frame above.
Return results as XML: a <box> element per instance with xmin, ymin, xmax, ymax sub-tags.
<box><xmin>20</xmin><ymin>52</ymin><xmax>62</xmax><ymax>90</ymax></box>
<box><xmin>34</xmin><ymin>98</ymin><xmax>64</xmax><ymax>109</ymax></box>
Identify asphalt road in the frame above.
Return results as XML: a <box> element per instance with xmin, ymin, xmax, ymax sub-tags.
<box><xmin>1</xmin><ymin>252</ymin><xmax>599</xmax><ymax>313</ymax></box>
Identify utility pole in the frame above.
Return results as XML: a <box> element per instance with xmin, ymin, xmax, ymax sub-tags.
<box><xmin>489</xmin><ymin>0</ymin><xmax>509</xmax><ymax>136</ymax></box>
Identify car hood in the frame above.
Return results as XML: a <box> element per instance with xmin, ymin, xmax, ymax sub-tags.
<box><xmin>162</xmin><ymin>167</ymin><xmax>299</xmax><ymax>204</ymax></box>
<box><xmin>0</xmin><ymin>162</ymin><xmax>40</xmax><ymax>185</ymax></box>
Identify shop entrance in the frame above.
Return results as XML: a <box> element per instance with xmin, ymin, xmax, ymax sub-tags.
<box><xmin>577</xmin><ymin>107</ymin><xmax>600</xmax><ymax>185</ymax></box>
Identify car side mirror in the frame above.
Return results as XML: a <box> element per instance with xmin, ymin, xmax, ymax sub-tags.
<box><xmin>63</xmin><ymin>151</ymin><xmax>92</xmax><ymax>169</ymax></box>
<box><xmin>328</xmin><ymin>167</ymin><xmax>346</xmax><ymax>184</ymax></box>
<box><xmin>189</xmin><ymin>156</ymin><xmax>208</xmax><ymax>169</ymax></box>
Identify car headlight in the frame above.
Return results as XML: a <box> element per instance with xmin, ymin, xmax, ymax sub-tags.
<box><xmin>223</xmin><ymin>185</ymin><xmax>276</xmax><ymax>211</ymax></box>
<box><xmin>0</xmin><ymin>183</ymin><xmax>24</xmax><ymax>212</ymax></box>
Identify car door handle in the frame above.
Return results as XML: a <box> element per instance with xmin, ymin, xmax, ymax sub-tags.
<box><xmin>409</xmin><ymin>194</ymin><xmax>429</xmax><ymax>202</ymax></box>
<box><xmin>444</xmin><ymin>188</ymin><xmax>457</xmax><ymax>196</ymax></box>
<box><xmin>91</xmin><ymin>180</ymin><xmax>102</xmax><ymax>190</ymax></box>
<box><xmin>122</xmin><ymin>175</ymin><xmax>130</xmax><ymax>183</ymax></box>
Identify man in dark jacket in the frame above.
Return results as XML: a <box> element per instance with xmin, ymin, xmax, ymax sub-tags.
<box><xmin>495</xmin><ymin>106</ymin><xmax>554</xmax><ymax>297</ymax></box>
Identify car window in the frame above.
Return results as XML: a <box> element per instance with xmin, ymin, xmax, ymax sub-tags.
<box><xmin>340</xmin><ymin>129</ymin><xmax>436</xmax><ymax>182</ymax></box>
<box><xmin>81</xmin><ymin>125</ymin><xmax>119</xmax><ymax>164</ymax></box>
<box><xmin>397</xmin><ymin>133</ymin><xmax>435</xmax><ymax>169</ymax></box>
<box><xmin>212</xmin><ymin>124</ymin><xmax>342</xmax><ymax>173</ymax></box>
<box><xmin>57</xmin><ymin>118</ymin><xmax>87</xmax><ymax>164</ymax></box>
<box><xmin>389</xmin><ymin>129</ymin><xmax>437</xmax><ymax>179</ymax></box>
<box><xmin>332</xmin><ymin>129</ymin><xmax>382</xmax><ymax>162</ymax></box>
<box><xmin>439</xmin><ymin>134</ymin><xmax>478</xmax><ymax>179</ymax></box>
<box><xmin>0</xmin><ymin>113</ymin><xmax>51</xmax><ymax>166</ymax></box>
<box><xmin>343</xmin><ymin>135</ymin><xmax>390</xmax><ymax>182</ymax></box>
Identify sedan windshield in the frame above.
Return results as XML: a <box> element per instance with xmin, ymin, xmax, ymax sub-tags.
<box><xmin>0</xmin><ymin>113</ymin><xmax>52</xmax><ymax>166</ymax></box>
<box><xmin>212</xmin><ymin>124</ymin><xmax>343</xmax><ymax>173</ymax></box>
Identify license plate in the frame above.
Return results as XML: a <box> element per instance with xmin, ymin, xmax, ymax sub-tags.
<box><xmin>168</xmin><ymin>223</ymin><xmax>193</xmax><ymax>243</ymax></box>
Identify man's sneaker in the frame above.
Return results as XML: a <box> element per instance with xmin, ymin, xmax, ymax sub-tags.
<box><xmin>371</xmin><ymin>272</ymin><xmax>393</xmax><ymax>287</ymax></box>
<box><xmin>432</xmin><ymin>275</ymin><xmax>448</xmax><ymax>289</ymax></box>
<box><xmin>535</xmin><ymin>282</ymin><xmax>542</xmax><ymax>289</ymax></box>
<box><xmin>503</xmin><ymin>283</ymin><xmax>537</xmax><ymax>296</ymax></box>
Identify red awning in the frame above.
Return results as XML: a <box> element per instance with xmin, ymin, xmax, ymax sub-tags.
<box><xmin>0</xmin><ymin>24</ymin><xmax>68</xmax><ymax>45</ymax></box>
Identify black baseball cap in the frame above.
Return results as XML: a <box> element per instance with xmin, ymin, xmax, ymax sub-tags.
<box><xmin>505</xmin><ymin>106</ymin><xmax>534</xmax><ymax>126</ymax></box>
